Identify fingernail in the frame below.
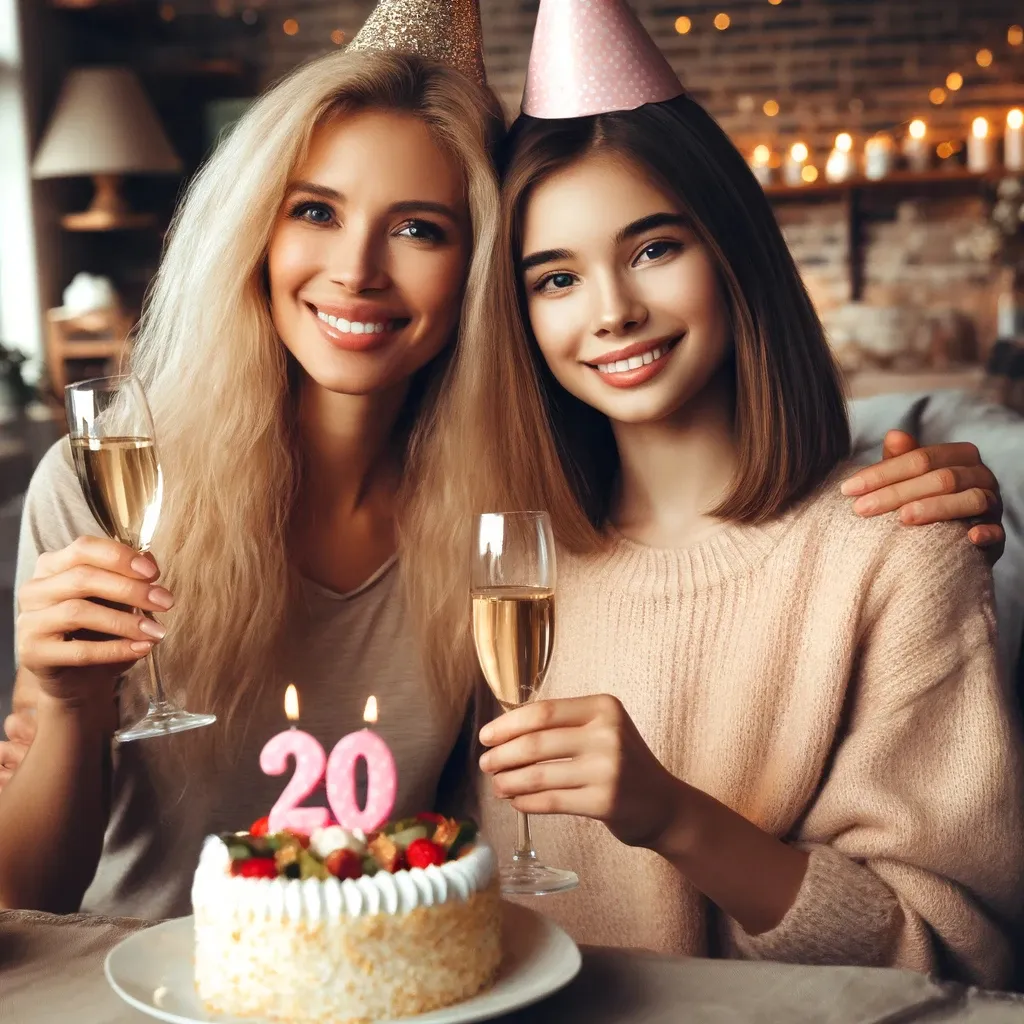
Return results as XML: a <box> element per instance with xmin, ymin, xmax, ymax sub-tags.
<box><xmin>479</xmin><ymin>725</ymin><xmax>494</xmax><ymax>745</ymax></box>
<box><xmin>131</xmin><ymin>556</ymin><xmax>158</xmax><ymax>578</ymax></box>
<box><xmin>148</xmin><ymin>587</ymin><xmax>174</xmax><ymax>610</ymax></box>
<box><xmin>138</xmin><ymin>619</ymin><xmax>167</xmax><ymax>640</ymax></box>
<box><xmin>841</xmin><ymin>476</ymin><xmax>866</xmax><ymax>496</ymax></box>
<box><xmin>853</xmin><ymin>496</ymin><xmax>878</xmax><ymax>515</ymax></box>
<box><xmin>478</xmin><ymin>753</ymin><xmax>491</xmax><ymax>772</ymax></box>
<box><xmin>130</xmin><ymin>641</ymin><xmax>154</xmax><ymax>655</ymax></box>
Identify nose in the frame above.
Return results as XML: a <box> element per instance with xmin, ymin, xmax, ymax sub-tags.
<box><xmin>591</xmin><ymin>272</ymin><xmax>648</xmax><ymax>338</ymax></box>
<box><xmin>327</xmin><ymin>222</ymin><xmax>390</xmax><ymax>294</ymax></box>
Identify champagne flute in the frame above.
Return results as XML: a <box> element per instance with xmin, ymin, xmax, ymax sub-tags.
<box><xmin>471</xmin><ymin>511</ymin><xmax>578</xmax><ymax>896</ymax></box>
<box><xmin>65</xmin><ymin>375</ymin><xmax>216</xmax><ymax>742</ymax></box>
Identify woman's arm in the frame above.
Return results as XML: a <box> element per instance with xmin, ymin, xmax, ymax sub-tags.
<box><xmin>720</xmin><ymin>524</ymin><xmax>1024</xmax><ymax>985</ymax></box>
<box><xmin>0</xmin><ymin>681</ymin><xmax>115</xmax><ymax>911</ymax></box>
<box><xmin>480</xmin><ymin>522</ymin><xmax>1024</xmax><ymax>986</ymax></box>
<box><xmin>0</xmin><ymin>442</ymin><xmax>168</xmax><ymax>911</ymax></box>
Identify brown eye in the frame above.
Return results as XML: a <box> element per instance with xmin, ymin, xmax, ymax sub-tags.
<box><xmin>396</xmin><ymin>220</ymin><xmax>446</xmax><ymax>243</ymax></box>
<box><xmin>634</xmin><ymin>241</ymin><xmax>680</xmax><ymax>265</ymax></box>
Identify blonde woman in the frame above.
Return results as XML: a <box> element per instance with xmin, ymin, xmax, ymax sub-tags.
<box><xmin>0</xmin><ymin>45</ymin><xmax>503</xmax><ymax>917</ymax></box>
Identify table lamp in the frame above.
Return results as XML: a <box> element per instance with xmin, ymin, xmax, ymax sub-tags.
<box><xmin>32</xmin><ymin>67</ymin><xmax>181</xmax><ymax>230</ymax></box>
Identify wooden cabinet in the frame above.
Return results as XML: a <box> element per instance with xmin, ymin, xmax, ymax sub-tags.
<box><xmin>45</xmin><ymin>307</ymin><xmax>133</xmax><ymax>395</ymax></box>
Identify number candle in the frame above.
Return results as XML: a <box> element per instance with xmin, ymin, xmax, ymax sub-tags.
<box><xmin>259</xmin><ymin>684</ymin><xmax>331</xmax><ymax>835</ymax></box>
<box><xmin>325</xmin><ymin>696</ymin><xmax>398</xmax><ymax>833</ymax></box>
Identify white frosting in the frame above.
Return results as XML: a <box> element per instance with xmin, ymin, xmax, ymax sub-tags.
<box><xmin>309</xmin><ymin>825</ymin><xmax>367</xmax><ymax>859</ymax></box>
<box><xmin>192</xmin><ymin>835</ymin><xmax>495</xmax><ymax>921</ymax></box>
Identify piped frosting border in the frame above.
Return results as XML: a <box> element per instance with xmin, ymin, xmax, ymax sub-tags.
<box><xmin>192</xmin><ymin>835</ymin><xmax>496</xmax><ymax>921</ymax></box>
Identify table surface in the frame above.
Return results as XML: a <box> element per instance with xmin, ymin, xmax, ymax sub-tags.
<box><xmin>2</xmin><ymin>909</ymin><xmax>1022</xmax><ymax>1024</ymax></box>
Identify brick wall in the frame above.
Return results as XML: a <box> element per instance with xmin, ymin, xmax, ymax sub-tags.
<box><xmin>148</xmin><ymin>1</ymin><xmax>1024</xmax><ymax>364</ymax></box>
<box><xmin>252</xmin><ymin>0</ymin><xmax>1023</xmax><ymax>149</ymax></box>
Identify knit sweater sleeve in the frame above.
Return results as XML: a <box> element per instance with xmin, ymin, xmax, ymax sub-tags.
<box><xmin>726</xmin><ymin>521</ymin><xmax>1024</xmax><ymax>987</ymax></box>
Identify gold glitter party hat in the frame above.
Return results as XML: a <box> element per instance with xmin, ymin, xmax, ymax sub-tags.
<box><xmin>348</xmin><ymin>0</ymin><xmax>487</xmax><ymax>87</ymax></box>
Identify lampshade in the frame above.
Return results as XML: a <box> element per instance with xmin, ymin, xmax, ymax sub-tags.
<box><xmin>33</xmin><ymin>67</ymin><xmax>181</xmax><ymax>179</ymax></box>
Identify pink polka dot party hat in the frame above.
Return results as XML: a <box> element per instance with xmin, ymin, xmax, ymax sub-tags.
<box><xmin>521</xmin><ymin>0</ymin><xmax>684</xmax><ymax>119</ymax></box>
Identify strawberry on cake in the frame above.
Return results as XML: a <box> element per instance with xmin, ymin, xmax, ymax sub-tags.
<box><xmin>192</xmin><ymin>814</ymin><xmax>501</xmax><ymax>1024</ymax></box>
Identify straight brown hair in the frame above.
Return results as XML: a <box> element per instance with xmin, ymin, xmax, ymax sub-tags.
<box><xmin>402</xmin><ymin>94</ymin><xmax>850</xmax><ymax>695</ymax></box>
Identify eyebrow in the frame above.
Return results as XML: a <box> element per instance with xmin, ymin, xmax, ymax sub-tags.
<box><xmin>285</xmin><ymin>182</ymin><xmax>460</xmax><ymax>221</ymax></box>
<box><xmin>615</xmin><ymin>212</ymin><xmax>689</xmax><ymax>244</ymax></box>
<box><xmin>520</xmin><ymin>212</ymin><xmax>689</xmax><ymax>273</ymax></box>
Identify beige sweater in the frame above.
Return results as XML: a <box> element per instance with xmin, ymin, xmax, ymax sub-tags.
<box><xmin>481</xmin><ymin>480</ymin><xmax>1024</xmax><ymax>988</ymax></box>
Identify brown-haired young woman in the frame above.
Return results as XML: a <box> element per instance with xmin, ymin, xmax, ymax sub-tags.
<box><xmin>410</xmin><ymin>86</ymin><xmax>1024</xmax><ymax>990</ymax></box>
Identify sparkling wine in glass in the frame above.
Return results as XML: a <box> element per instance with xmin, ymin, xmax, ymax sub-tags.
<box><xmin>66</xmin><ymin>375</ymin><xmax>216</xmax><ymax>742</ymax></box>
<box><xmin>471</xmin><ymin>511</ymin><xmax>578</xmax><ymax>896</ymax></box>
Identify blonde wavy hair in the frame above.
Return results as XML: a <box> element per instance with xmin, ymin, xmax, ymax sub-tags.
<box><xmin>130</xmin><ymin>49</ymin><xmax>504</xmax><ymax>729</ymax></box>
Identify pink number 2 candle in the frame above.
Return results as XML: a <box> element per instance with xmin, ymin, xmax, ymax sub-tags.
<box><xmin>325</xmin><ymin>696</ymin><xmax>397</xmax><ymax>833</ymax></box>
<box><xmin>259</xmin><ymin>684</ymin><xmax>331</xmax><ymax>835</ymax></box>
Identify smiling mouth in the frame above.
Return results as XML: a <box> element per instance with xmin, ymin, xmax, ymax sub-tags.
<box><xmin>588</xmin><ymin>336</ymin><xmax>682</xmax><ymax>375</ymax></box>
<box><xmin>308</xmin><ymin>304</ymin><xmax>410</xmax><ymax>336</ymax></box>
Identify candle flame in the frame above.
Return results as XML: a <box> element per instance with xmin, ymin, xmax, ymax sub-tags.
<box><xmin>790</xmin><ymin>142</ymin><xmax>808</xmax><ymax>163</ymax></box>
<box><xmin>909</xmin><ymin>119</ymin><xmax>926</xmax><ymax>140</ymax></box>
<box><xmin>972</xmin><ymin>117</ymin><xmax>989</xmax><ymax>140</ymax></box>
<box><xmin>752</xmin><ymin>144</ymin><xmax>770</xmax><ymax>166</ymax></box>
<box><xmin>284</xmin><ymin>684</ymin><xmax>299</xmax><ymax>722</ymax></box>
<box><xmin>1009</xmin><ymin>109</ymin><xmax>1024</xmax><ymax>131</ymax></box>
<box><xmin>835</xmin><ymin>132</ymin><xmax>853</xmax><ymax>153</ymax></box>
<box><xmin>363</xmin><ymin>695</ymin><xmax>378</xmax><ymax>725</ymax></box>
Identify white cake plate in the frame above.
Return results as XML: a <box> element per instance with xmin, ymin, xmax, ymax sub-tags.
<box><xmin>105</xmin><ymin>901</ymin><xmax>581</xmax><ymax>1024</ymax></box>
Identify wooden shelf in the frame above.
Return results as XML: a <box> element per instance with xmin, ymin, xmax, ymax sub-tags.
<box><xmin>60</xmin><ymin>211</ymin><xmax>159</xmax><ymax>232</ymax></box>
<box><xmin>763</xmin><ymin>167</ymin><xmax>1000</xmax><ymax>200</ymax></box>
<box><xmin>49</xmin><ymin>0</ymin><xmax>137</xmax><ymax>8</ymax></box>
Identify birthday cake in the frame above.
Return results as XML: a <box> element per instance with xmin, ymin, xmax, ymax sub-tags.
<box><xmin>191</xmin><ymin>814</ymin><xmax>501</xmax><ymax>1024</ymax></box>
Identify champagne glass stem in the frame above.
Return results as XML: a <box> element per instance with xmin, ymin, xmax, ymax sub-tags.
<box><xmin>139</xmin><ymin>610</ymin><xmax>170</xmax><ymax>707</ymax></box>
<box><xmin>513</xmin><ymin>810</ymin><xmax>538</xmax><ymax>866</ymax></box>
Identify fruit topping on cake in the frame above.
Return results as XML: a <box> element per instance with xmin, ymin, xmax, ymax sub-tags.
<box><xmin>219</xmin><ymin>814</ymin><xmax>479</xmax><ymax>882</ymax></box>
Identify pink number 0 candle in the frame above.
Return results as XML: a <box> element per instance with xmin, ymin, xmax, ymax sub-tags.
<box><xmin>259</xmin><ymin>684</ymin><xmax>331</xmax><ymax>835</ymax></box>
<box><xmin>325</xmin><ymin>696</ymin><xmax>397</xmax><ymax>833</ymax></box>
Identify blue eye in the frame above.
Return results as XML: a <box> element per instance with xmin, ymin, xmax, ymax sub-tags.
<box><xmin>289</xmin><ymin>201</ymin><xmax>333</xmax><ymax>225</ymax></box>
<box><xmin>396</xmin><ymin>220</ymin><xmax>446</xmax><ymax>243</ymax></box>
<box><xmin>635</xmin><ymin>241</ymin><xmax>679</xmax><ymax>264</ymax></box>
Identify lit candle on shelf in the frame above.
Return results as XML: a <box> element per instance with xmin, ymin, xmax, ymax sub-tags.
<box><xmin>825</xmin><ymin>132</ymin><xmax>854</xmax><ymax>182</ymax></box>
<box><xmin>1006</xmin><ymin>109</ymin><xmax>1024</xmax><ymax>172</ymax></box>
<box><xmin>967</xmin><ymin>117</ymin><xmax>993</xmax><ymax>173</ymax></box>
<box><xmin>784</xmin><ymin>141</ymin><xmax>809</xmax><ymax>186</ymax></box>
<box><xmin>903</xmin><ymin>119</ymin><xmax>929</xmax><ymax>172</ymax></box>
<box><xmin>325</xmin><ymin>696</ymin><xmax>398</xmax><ymax>833</ymax></box>
<box><xmin>750</xmin><ymin>144</ymin><xmax>773</xmax><ymax>186</ymax></box>
<box><xmin>864</xmin><ymin>133</ymin><xmax>895</xmax><ymax>180</ymax></box>
<box><xmin>259</xmin><ymin>685</ymin><xmax>331</xmax><ymax>835</ymax></box>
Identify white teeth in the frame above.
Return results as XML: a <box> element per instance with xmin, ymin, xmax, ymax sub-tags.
<box><xmin>596</xmin><ymin>344</ymin><xmax>670</xmax><ymax>374</ymax></box>
<box><xmin>316</xmin><ymin>311</ymin><xmax>391</xmax><ymax>335</ymax></box>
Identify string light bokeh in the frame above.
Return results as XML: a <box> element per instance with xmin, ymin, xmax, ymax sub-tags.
<box><xmin>192</xmin><ymin>2</ymin><xmax>1023</xmax><ymax>186</ymax></box>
